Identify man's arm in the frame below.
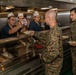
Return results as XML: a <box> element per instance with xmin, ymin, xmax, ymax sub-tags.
<box><xmin>9</xmin><ymin>22</ymin><xmax>23</xmax><ymax>34</ymax></box>
<box><xmin>41</xmin><ymin>31</ymin><xmax>61</xmax><ymax>62</ymax></box>
<box><xmin>34</xmin><ymin>30</ymin><xmax>48</xmax><ymax>44</ymax></box>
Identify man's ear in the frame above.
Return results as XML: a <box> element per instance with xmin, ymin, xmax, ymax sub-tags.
<box><xmin>48</xmin><ymin>17</ymin><xmax>50</xmax><ymax>21</ymax></box>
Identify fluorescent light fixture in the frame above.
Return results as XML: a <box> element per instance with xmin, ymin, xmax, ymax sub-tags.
<box><xmin>51</xmin><ymin>8</ymin><xmax>58</xmax><ymax>11</ymax></box>
<box><xmin>71</xmin><ymin>0</ymin><xmax>73</xmax><ymax>1</ymax></box>
<box><xmin>41</xmin><ymin>7</ymin><xmax>50</xmax><ymax>10</ymax></box>
<box><xmin>48</xmin><ymin>6</ymin><xmax>52</xmax><ymax>8</ymax></box>
<box><xmin>41</xmin><ymin>6</ymin><xmax>52</xmax><ymax>10</ymax></box>
<box><xmin>6</xmin><ymin>6</ymin><xmax>14</xmax><ymax>10</ymax></box>
<box><xmin>27</xmin><ymin>9</ymin><xmax>34</xmax><ymax>12</ymax></box>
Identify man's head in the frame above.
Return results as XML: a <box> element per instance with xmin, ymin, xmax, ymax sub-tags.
<box><xmin>45</xmin><ymin>10</ymin><xmax>57</xmax><ymax>26</ymax></box>
<box><xmin>7</xmin><ymin>12</ymin><xmax>16</xmax><ymax>27</ymax></box>
<box><xmin>70</xmin><ymin>8</ymin><xmax>76</xmax><ymax>21</ymax></box>
<box><xmin>33</xmin><ymin>11</ymin><xmax>40</xmax><ymax>22</ymax></box>
<box><xmin>18</xmin><ymin>13</ymin><xmax>24</xmax><ymax>21</ymax></box>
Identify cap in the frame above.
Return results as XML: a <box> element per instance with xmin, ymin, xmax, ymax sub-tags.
<box><xmin>33</xmin><ymin>11</ymin><xmax>39</xmax><ymax>16</ymax></box>
<box><xmin>18</xmin><ymin>13</ymin><xmax>24</xmax><ymax>17</ymax></box>
<box><xmin>7</xmin><ymin>12</ymin><xmax>14</xmax><ymax>18</ymax></box>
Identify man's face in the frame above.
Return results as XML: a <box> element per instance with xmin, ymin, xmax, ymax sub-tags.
<box><xmin>18</xmin><ymin>16</ymin><xmax>24</xmax><ymax>22</ymax></box>
<box><xmin>8</xmin><ymin>16</ymin><xmax>16</xmax><ymax>26</ymax></box>
<box><xmin>45</xmin><ymin>14</ymin><xmax>49</xmax><ymax>25</ymax></box>
<box><xmin>70</xmin><ymin>11</ymin><xmax>76</xmax><ymax>21</ymax></box>
<box><xmin>34</xmin><ymin>16</ymin><xmax>40</xmax><ymax>22</ymax></box>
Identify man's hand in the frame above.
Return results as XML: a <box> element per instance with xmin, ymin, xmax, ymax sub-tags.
<box><xmin>30</xmin><ymin>30</ymin><xmax>34</xmax><ymax>36</ymax></box>
<box><xmin>68</xmin><ymin>41</ymin><xmax>76</xmax><ymax>46</ymax></box>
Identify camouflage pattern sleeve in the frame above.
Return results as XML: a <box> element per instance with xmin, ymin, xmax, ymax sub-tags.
<box><xmin>41</xmin><ymin>28</ymin><xmax>62</xmax><ymax>63</ymax></box>
<box><xmin>71</xmin><ymin>22</ymin><xmax>76</xmax><ymax>40</ymax></box>
<box><xmin>34</xmin><ymin>31</ymin><xmax>48</xmax><ymax>44</ymax></box>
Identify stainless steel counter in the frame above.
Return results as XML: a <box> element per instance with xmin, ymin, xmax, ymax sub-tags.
<box><xmin>0</xmin><ymin>50</ymin><xmax>44</xmax><ymax>75</ymax></box>
<box><xmin>0</xmin><ymin>26</ymin><xmax>72</xmax><ymax>75</ymax></box>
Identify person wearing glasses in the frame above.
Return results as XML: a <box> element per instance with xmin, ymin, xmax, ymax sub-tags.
<box><xmin>1</xmin><ymin>12</ymin><xmax>23</xmax><ymax>38</ymax></box>
<box><xmin>28</xmin><ymin>11</ymin><xmax>42</xmax><ymax>31</ymax></box>
<box><xmin>16</xmin><ymin>13</ymin><xmax>27</xmax><ymax>33</ymax></box>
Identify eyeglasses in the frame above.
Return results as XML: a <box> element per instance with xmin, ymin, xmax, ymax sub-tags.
<box><xmin>19</xmin><ymin>18</ymin><xmax>24</xmax><ymax>19</ymax></box>
<box><xmin>10</xmin><ymin>19</ymin><xmax>16</xmax><ymax>21</ymax></box>
<box><xmin>36</xmin><ymin>17</ymin><xmax>40</xmax><ymax>18</ymax></box>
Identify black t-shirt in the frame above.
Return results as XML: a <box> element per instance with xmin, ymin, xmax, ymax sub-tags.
<box><xmin>1</xmin><ymin>23</ymin><xmax>17</xmax><ymax>38</ymax></box>
<box><xmin>28</xmin><ymin>20</ymin><xmax>42</xmax><ymax>31</ymax></box>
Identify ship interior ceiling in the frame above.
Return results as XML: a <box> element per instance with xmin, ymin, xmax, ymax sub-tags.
<box><xmin>0</xmin><ymin>0</ymin><xmax>75</xmax><ymax>29</ymax></box>
<box><xmin>0</xmin><ymin>0</ymin><xmax>75</xmax><ymax>14</ymax></box>
<box><xmin>0</xmin><ymin>5</ymin><xmax>70</xmax><ymax>27</ymax></box>
<box><xmin>0</xmin><ymin>1</ymin><xmax>75</xmax><ymax>75</ymax></box>
<box><xmin>0</xmin><ymin>0</ymin><xmax>75</xmax><ymax>17</ymax></box>
<box><xmin>0</xmin><ymin>6</ymin><xmax>70</xmax><ymax>19</ymax></box>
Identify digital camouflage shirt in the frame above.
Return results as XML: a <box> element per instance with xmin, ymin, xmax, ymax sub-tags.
<box><xmin>71</xmin><ymin>20</ymin><xmax>76</xmax><ymax>41</ymax></box>
<box><xmin>70</xmin><ymin>20</ymin><xmax>76</xmax><ymax>75</ymax></box>
<box><xmin>34</xmin><ymin>25</ymin><xmax>63</xmax><ymax>75</ymax></box>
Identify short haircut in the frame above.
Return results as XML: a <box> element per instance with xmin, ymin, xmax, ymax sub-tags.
<box><xmin>46</xmin><ymin>10</ymin><xmax>57</xmax><ymax>20</ymax></box>
<box><xmin>70</xmin><ymin>7</ymin><xmax>76</xmax><ymax>13</ymax></box>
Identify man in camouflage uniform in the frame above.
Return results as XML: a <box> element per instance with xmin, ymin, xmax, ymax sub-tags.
<box><xmin>70</xmin><ymin>7</ymin><xmax>76</xmax><ymax>75</ymax></box>
<box><xmin>32</xmin><ymin>10</ymin><xmax>63</xmax><ymax>75</ymax></box>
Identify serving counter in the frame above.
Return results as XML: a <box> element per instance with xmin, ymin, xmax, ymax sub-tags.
<box><xmin>0</xmin><ymin>51</ymin><xmax>44</xmax><ymax>75</ymax></box>
<box><xmin>0</xmin><ymin>35</ymin><xmax>44</xmax><ymax>75</ymax></box>
<box><xmin>0</xmin><ymin>26</ymin><xmax>72</xmax><ymax>75</ymax></box>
